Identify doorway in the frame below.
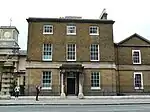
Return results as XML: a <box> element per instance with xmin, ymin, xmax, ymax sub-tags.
<box><xmin>67</xmin><ymin>77</ymin><xmax>75</xmax><ymax>95</ymax></box>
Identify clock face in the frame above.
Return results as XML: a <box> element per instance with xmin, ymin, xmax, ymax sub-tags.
<box><xmin>4</xmin><ymin>32</ymin><xmax>11</xmax><ymax>38</ymax></box>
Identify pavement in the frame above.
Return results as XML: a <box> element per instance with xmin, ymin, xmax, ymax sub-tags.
<box><xmin>1</xmin><ymin>95</ymin><xmax>150</xmax><ymax>106</ymax></box>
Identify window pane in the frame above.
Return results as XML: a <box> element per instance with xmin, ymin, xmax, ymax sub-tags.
<box><xmin>91</xmin><ymin>72</ymin><xmax>100</xmax><ymax>88</ymax></box>
<box><xmin>89</xmin><ymin>26</ymin><xmax>99</xmax><ymax>35</ymax></box>
<box><xmin>42</xmin><ymin>71</ymin><xmax>51</xmax><ymax>88</ymax></box>
<box><xmin>67</xmin><ymin>44</ymin><xmax>76</xmax><ymax>60</ymax></box>
<box><xmin>43</xmin><ymin>25</ymin><xmax>53</xmax><ymax>34</ymax></box>
<box><xmin>67</xmin><ymin>26</ymin><xmax>76</xmax><ymax>34</ymax></box>
<box><xmin>43</xmin><ymin>44</ymin><xmax>52</xmax><ymax>60</ymax></box>
<box><xmin>132</xmin><ymin>50</ymin><xmax>140</xmax><ymax>64</ymax></box>
<box><xmin>134</xmin><ymin>74</ymin><xmax>142</xmax><ymax>88</ymax></box>
<box><xmin>90</xmin><ymin>44</ymin><xmax>99</xmax><ymax>61</ymax></box>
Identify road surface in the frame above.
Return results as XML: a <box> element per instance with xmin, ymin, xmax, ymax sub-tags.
<box><xmin>1</xmin><ymin>104</ymin><xmax>150</xmax><ymax>112</ymax></box>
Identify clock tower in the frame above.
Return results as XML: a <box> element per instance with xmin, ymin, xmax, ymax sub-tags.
<box><xmin>0</xmin><ymin>26</ymin><xmax>20</xmax><ymax>96</ymax></box>
<box><xmin>0</xmin><ymin>26</ymin><xmax>20</xmax><ymax>54</ymax></box>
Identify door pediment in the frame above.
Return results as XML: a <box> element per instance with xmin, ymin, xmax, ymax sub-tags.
<box><xmin>60</xmin><ymin>63</ymin><xmax>84</xmax><ymax>73</ymax></box>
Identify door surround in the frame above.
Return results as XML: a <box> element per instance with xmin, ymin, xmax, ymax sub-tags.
<box><xmin>60</xmin><ymin>63</ymin><xmax>84</xmax><ymax>96</ymax></box>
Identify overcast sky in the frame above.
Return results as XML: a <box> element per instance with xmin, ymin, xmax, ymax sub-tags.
<box><xmin>0</xmin><ymin>0</ymin><xmax>149</xmax><ymax>50</ymax></box>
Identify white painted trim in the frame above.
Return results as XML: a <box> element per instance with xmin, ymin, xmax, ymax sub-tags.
<box><xmin>43</xmin><ymin>25</ymin><xmax>53</xmax><ymax>34</ymax></box>
<box><xmin>42</xmin><ymin>71</ymin><xmax>52</xmax><ymax>89</ymax></box>
<box><xmin>67</xmin><ymin>33</ymin><xmax>76</xmax><ymax>35</ymax></box>
<box><xmin>90</xmin><ymin>60</ymin><xmax>99</xmax><ymax>61</ymax></box>
<box><xmin>42</xmin><ymin>44</ymin><xmax>53</xmax><ymax>61</ymax></box>
<box><xmin>89</xmin><ymin>26</ymin><xmax>99</xmax><ymax>35</ymax></box>
<box><xmin>90</xmin><ymin>44</ymin><xmax>100</xmax><ymax>61</ymax></box>
<box><xmin>66</xmin><ymin>44</ymin><xmax>76</xmax><ymax>61</ymax></box>
<box><xmin>42</xmin><ymin>59</ymin><xmax>52</xmax><ymax>61</ymax></box>
<box><xmin>134</xmin><ymin>87</ymin><xmax>144</xmax><ymax>90</ymax></box>
<box><xmin>43</xmin><ymin>32</ymin><xmax>53</xmax><ymax>35</ymax></box>
<box><xmin>41</xmin><ymin>87</ymin><xmax>52</xmax><ymax>90</ymax></box>
<box><xmin>67</xmin><ymin>59</ymin><xmax>76</xmax><ymax>61</ymax></box>
<box><xmin>132</xmin><ymin>50</ymin><xmax>141</xmax><ymax>64</ymax></box>
<box><xmin>90</xmin><ymin>34</ymin><xmax>99</xmax><ymax>36</ymax></box>
<box><xmin>91</xmin><ymin>72</ymin><xmax>101</xmax><ymax>90</ymax></box>
<box><xmin>134</xmin><ymin>72</ymin><xmax>144</xmax><ymax>90</ymax></box>
<box><xmin>51</xmin><ymin>71</ymin><xmax>52</xmax><ymax>89</ymax></box>
<box><xmin>66</xmin><ymin>26</ymin><xmax>76</xmax><ymax>35</ymax></box>
<box><xmin>91</xmin><ymin>87</ymin><xmax>101</xmax><ymax>90</ymax></box>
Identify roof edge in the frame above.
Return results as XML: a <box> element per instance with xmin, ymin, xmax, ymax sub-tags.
<box><xmin>117</xmin><ymin>33</ymin><xmax>150</xmax><ymax>45</ymax></box>
<box><xmin>0</xmin><ymin>26</ymin><xmax>19</xmax><ymax>34</ymax></box>
<box><xmin>26</xmin><ymin>17</ymin><xmax>115</xmax><ymax>24</ymax></box>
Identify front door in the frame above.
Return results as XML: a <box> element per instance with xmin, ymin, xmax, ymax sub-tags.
<box><xmin>67</xmin><ymin>78</ymin><xmax>75</xmax><ymax>95</ymax></box>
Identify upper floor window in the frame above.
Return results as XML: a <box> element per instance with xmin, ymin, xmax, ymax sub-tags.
<box><xmin>132</xmin><ymin>50</ymin><xmax>141</xmax><ymax>64</ymax></box>
<box><xmin>134</xmin><ymin>72</ymin><xmax>143</xmax><ymax>89</ymax></box>
<box><xmin>42</xmin><ymin>71</ymin><xmax>52</xmax><ymax>89</ymax></box>
<box><xmin>91</xmin><ymin>72</ymin><xmax>100</xmax><ymax>89</ymax></box>
<box><xmin>67</xmin><ymin>26</ymin><xmax>76</xmax><ymax>35</ymax></box>
<box><xmin>89</xmin><ymin>26</ymin><xmax>99</xmax><ymax>35</ymax></box>
<box><xmin>66</xmin><ymin>44</ymin><xmax>76</xmax><ymax>61</ymax></box>
<box><xmin>43</xmin><ymin>25</ymin><xmax>53</xmax><ymax>34</ymax></box>
<box><xmin>90</xmin><ymin>44</ymin><xmax>99</xmax><ymax>61</ymax></box>
<box><xmin>43</xmin><ymin>44</ymin><xmax>52</xmax><ymax>61</ymax></box>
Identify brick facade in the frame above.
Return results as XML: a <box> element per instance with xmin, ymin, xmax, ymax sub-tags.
<box><xmin>26</xmin><ymin>17</ymin><xmax>150</xmax><ymax>97</ymax></box>
<box><xmin>116</xmin><ymin>34</ymin><xmax>150</xmax><ymax>95</ymax></box>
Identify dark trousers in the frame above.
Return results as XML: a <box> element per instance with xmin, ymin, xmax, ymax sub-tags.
<box><xmin>15</xmin><ymin>92</ymin><xmax>19</xmax><ymax>97</ymax></box>
<box><xmin>36</xmin><ymin>92</ymin><xmax>39</xmax><ymax>101</ymax></box>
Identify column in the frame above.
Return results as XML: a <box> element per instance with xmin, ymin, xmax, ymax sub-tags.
<box><xmin>78</xmin><ymin>72</ymin><xmax>84</xmax><ymax>99</ymax></box>
<box><xmin>60</xmin><ymin>72</ymin><xmax>66</xmax><ymax>98</ymax></box>
<box><xmin>0</xmin><ymin>61</ymin><xmax>14</xmax><ymax>99</ymax></box>
<box><xmin>1</xmin><ymin>72</ymin><xmax>11</xmax><ymax>96</ymax></box>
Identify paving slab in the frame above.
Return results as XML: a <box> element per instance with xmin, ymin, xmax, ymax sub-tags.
<box><xmin>0</xmin><ymin>96</ymin><xmax>150</xmax><ymax>106</ymax></box>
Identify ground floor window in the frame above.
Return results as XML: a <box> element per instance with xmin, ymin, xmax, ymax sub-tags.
<box><xmin>42</xmin><ymin>71</ymin><xmax>52</xmax><ymax>89</ymax></box>
<box><xmin>91</xmin><ymin>72</ymin><xmax>100</xmax><ymax>89</ymax></box>
<box><xmin>134</xmin><ymin>72</ymin><xmax>143</xmax><ymax>89</ymax></box>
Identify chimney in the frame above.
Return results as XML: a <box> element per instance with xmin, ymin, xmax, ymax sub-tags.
<box><xmin>101</xmin><ymin>12</ymin><xmax>107</xmax><ymax>20</ymax></box>
<box><xmin>99</xmin><ymin>8</ymin><xmax>108</xmax><ymax>20</ymax></box>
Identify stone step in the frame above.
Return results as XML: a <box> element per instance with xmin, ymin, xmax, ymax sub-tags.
<box><xmin>66</xmin><ymin>95</ymin><xmax>78</xmax><ymax>99</ymax></box>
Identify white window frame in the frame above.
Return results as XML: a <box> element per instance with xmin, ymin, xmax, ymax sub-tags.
<box><xmin>90</xmin><ymin>44</ymin><xmax>99</xmax><ymax>61</ymax></box>
<box><xmin>132</xmin><ymin>50</ymin><xmax>141</xmax><ymax>64</ymax></box>
<box><xmin>89</xmin><ymin>26</ymin><xmax>99</xmax><ymax>35</ymax></box>
<box><xmin>42</xmin><ymin>71</ymin><xmax>52</xmax><ymax>90</ymax></box>
<box><xmin>42</xmin><ymin>44</ymin><xmax>53</xmax><ymax>61</ymax></box>
<box><xmin>66</xmin><ymin>44</ymin><xmax>76</xmax><ymax>61</ymax></box>
<box><xmin>43</xmin><ymin>25</ymin><xmax>53</xmax><ymax>34</ymax></box>
<box><xmin>67</xmin><ymin>26</ymin><xmax>76</xmax><ymax>35</ymax></box>
<box><xmin>134</xmin><ymin>72</ymin><xmax>143</xmax><ymax>90</ymax></box>
<box><xmin>91</xmin><ymin>72</ymin><xmax>101</xmax><ymax>90</ymax></box>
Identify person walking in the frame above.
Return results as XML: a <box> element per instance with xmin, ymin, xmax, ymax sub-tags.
<box><xmin>36</xmin><ymin>85</ymin><xmax>42</xmax><ymax>101</ymax></box>
<box><xmin>14</xmin><ymin>85</ymin><xmax>20</xmax><ymax>100</ymax></box>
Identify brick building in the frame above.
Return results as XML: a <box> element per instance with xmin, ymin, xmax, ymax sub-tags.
<box><xmin>26</xmin><ymin>13</ymin><xmax>150</xmax><ymax>98</ymax></box>
<box><xmin>115</xmin><ymin>33</ymin><xmax>150</xmax><ymax>95</ymax></box>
